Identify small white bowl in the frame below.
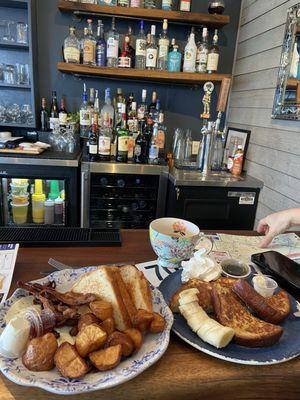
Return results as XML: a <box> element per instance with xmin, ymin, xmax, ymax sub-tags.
<box><xmin>252</xmin><ymin>275</ymin><xmax>278</xmax><ymax>298</ymax></box>
<box><xmin>220</xmin><ymin>258</ymin><xmax>251</xmax><ymax>279</ymax></box>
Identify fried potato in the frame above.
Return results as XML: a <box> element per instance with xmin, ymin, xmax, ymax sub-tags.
<box><xmin>149</xmin><ymin>312</ymin><xmax>166</xmax><ymax>333</ymax></box>
<box><xmin>75</xmin><ymin>323</ymin><xmax>107</xmax><ymax>358</ymax></box>
<box><xmin>90</xmin><ymin>300</ymin><xmax>113</xmax><ymax>321</ymax></box>
<box><xmin>78</xmin><ymin>313</ymin><xmax>99</xmax><ymax>331</ymax></box>
<box><xmin>124</xmin><ymin>328</ymin><xmax>143</xmax><ymax>351</ymax></box>
<box><xmin>100</xmin><ymin>317</ymin><xmax>115</xmax><ymax>336</ymax></box>
<box><xmin>106</xmin><ymin>332</ymin><xmax>134</xmax><ymax>357</ymax></box>
<box><xmin>54</xmin><ymin>342</ymin><xmax>89</xmax><ymax>379</ymax></box>
<box><xmin>132</xmin><ymin>309</ymin><xmax>154</xmax><ymax>332</ymax></box>
<box><xmin>22</xmin><ymin>332</ymin><xmax>58</xmax><ymax>372</ymax></box>
<box><xmin>89</xmin><ymin>344</ymin><xmax>122</xmax><ymax>371</ymax></box>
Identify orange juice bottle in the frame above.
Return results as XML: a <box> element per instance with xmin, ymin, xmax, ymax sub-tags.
<box><xmin>231</xmin><ymin>145</ymin><xmax>244</xmax><ymax>176</ymax></box>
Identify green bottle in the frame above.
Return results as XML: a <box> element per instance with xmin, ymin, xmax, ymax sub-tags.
<box><xmin>116</xmin><ymin>104</ymin><xmax>129</xmax><ymax>163</ymax></box>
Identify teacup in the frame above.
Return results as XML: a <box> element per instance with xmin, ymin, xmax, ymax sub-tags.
<box><xmin>149</xmin><ymin>218</ymin><xmax>201</xmax><ymax>269</ymax></box>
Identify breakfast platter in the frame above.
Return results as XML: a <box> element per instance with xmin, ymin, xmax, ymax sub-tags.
<box><xmin>159</xmin><ymin>270</ymin><xmax>300</xmax><ymax>365</ymax></box>
<box><xmin>0</xmin><ymin>266</ymin><xmax>173</xmax><ymax>395</ymax></box>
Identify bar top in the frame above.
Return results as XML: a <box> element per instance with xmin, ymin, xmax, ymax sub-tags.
<box><xmin>169</xmin><ymin>168</ymin><xmax>264</xmax><ymax>189</ymax></box>
<box><xmin>0</xmin><ymin>148</ymin><xmax>82</xmax><ymax>167</ymax></box>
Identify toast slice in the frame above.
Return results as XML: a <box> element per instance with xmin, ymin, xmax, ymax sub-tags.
<box><xmin>266</xmin><ymin>290</ymin><xmax>291</xmax><ymax>322</ymax></box>
<box><xmin>71</xmin><ymin>266</ymin><xmax>132</xmax><ymax>331</ymax></box>
<box><xmin>119</xmin><ymin>265</ymin><xmax>153</xmax><ymax>312</ymax></box>
<box><xmin>211</xmin><ymin>286</ymin><xmax>283</xmax><ymax>348</ymax></box>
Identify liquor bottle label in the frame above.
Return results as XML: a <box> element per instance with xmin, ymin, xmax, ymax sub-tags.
<box><xmin>137</xmin><ymin>105</ymin><xmax>146</xmax><ymax>120</ymax></box>
<box><xmin>96</xmin><ymin>44</ymin><xmax>106</xmax><ymax>66</ymax></box>
<box><xmin>59</xmin><ymin>113</ymin><xmax>68</xmax><ymax>125</ymax></box>
<box><xmin>80</xmin><ymin>110</ymin><xmax>91</xmax><ymax>126</ymax></box>
<box><xmin>158</xmin><ymin>41</ymin><xmax>169</xmax><ymax>58</ymax></box>
<box><xmin>207</xmin><ymin>53</ymin><xmax>219</xmax><ymax>71</ymax></box>
<box><xmin>89</xmin><ymin>144</ymin><xmax>98</xmax><ymax>155</ymax></box>
<box><xmin>168</xmin><ymin>54</ymin><xmax>181</xmax><ymax>72</ymax></box>
<box><xmin>118</xmin><ymin>56</ymin><xmax>131</xmax><ymax>68</ymax></box>
<box><xmin>134</xmin><ymin>144</ymin><xmax>141</xmax><ymax>156</ymax></box>
<box><xmin>162</xmin><ymin>0</ymin><xmax>172</xmax><ymax>9</ymax></box>
<box><xmin>64</xmin><ymin>47</ymin><xmax>80</xmax><ymax>63</ymax></box>
<box><xmin>149</xmin><ymin>145</ymin><xmax>159</xmax><ymax>159</ymax></box>
<box><xmin>83</xmin><ymin>40</ymin><xmax>96</xmax><ymax>63</ymax></box>
<box><xmin>146</xmin><ymin>48</ymin><xmax>158</xmax><ymax>68</ymax></box>
<box><xmin>118</xmin><ymin>136</ymin><xmax>129</xmax><ymax>152</ymax></box>
<box><xmin>157</xmin><ymin>130</ymin><xmax>165</xmax><ymax>149</ymax></box>
<box><xmin>127</xmin><ymin>137</ymin><xmax>135</xmax><ymax>158</ymax></box>
<box><xmin>136</xmin><ymin>39</ymin><xmax>146</xmax><ymax>56</ymax></box>
<box><xmin>119</xmin><ymin>0</ymin><xmax>129</xmax><ymax>4</ymax></box>
<box><xmin>130</xmin><ymin>0</ymin><xmax>140</xmax><ymax>6</ymax></box>
<box><xmin>107</xmin><ymin>38</ymin><xmax>118</xmax><ymax>58</ymax></box>
<box><xmin>98</xmin><ymin>137</ymin><xmax>111</xmax><ymax>155</ymax></box>
<box><xmin>180</xmin><ymin>0</ymin><xmax>191</xmax><ymax>11</ymax></box>
<box><xmin>49</xmin><ymin>117</ymin><xmax>59</xmax><ymax>130</ymax></box>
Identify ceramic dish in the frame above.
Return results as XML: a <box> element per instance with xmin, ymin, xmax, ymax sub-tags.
<box><xmin>159</xmin><ymin>270</ymin><xmax>300</xmax><ymax>365</ymax></box>
<box><xmin>0</xmin><ymin>267</ymin><xmax>173</xmax><ymax>395</ymax></box>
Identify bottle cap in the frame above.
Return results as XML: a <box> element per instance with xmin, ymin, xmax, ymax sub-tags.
<box><xmin>237</xmin><ymin>145</ymin><xmax>243</xmax><ymax>150</ymax></box>
<box><xmin>48</xmin><ymin>180</ymin><xmax>60</xmax><ymax>200</ymax></box>
<box><xmin>32</xmin><ymin>179</ymin><xmax>45</xmax><ymax>202</ymax></box>
<box><xmin>44</xmin><ymin>199</ymin><xmax>54</xmax><ymax>207</ymax></box>
<box><xmin>55</xmin><ymin>197</ymin><xmax>64</xmax><ymax>205</ymax></box>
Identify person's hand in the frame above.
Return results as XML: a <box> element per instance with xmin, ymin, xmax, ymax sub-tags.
<box><xmin>257</xmin><ymin>210</ymin><xmax>293</xmax><ymax>248</ymax></box>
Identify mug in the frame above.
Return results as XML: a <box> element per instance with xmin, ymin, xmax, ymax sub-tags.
<box><xmin>149</xmin><ymin>217</ymin><xmax>202</xmax><ymax>269</ymax></box>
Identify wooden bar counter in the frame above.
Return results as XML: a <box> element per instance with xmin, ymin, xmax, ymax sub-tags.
<box><xmin>0</xmin><ymin>230</ymin><xmax>299</xmax><ymax>400</ymax></box>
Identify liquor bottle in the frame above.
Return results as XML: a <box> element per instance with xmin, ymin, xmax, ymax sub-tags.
<box><xmin>94</xmin><ymin>89</ymin><xmax>100</xmax><ymax>116</ymax></box>
<box><xmin>126</xmin><ymin>92</ymin><xmax>134</xmax><ymax>116</ymax></box>
<box><xmin>80</xmin><ymin>83</ymin><xmax>91</xmax><ymax>138</ymax></box>
<box><xmin>207</xmin><ymin>29</ymin><xmax>219</xmax><ymax>74</ymax></box>
<box><xmin>208</xmin><ymin>1</ymin><xmax>225</xmax><ymax>14</ymax></box>
<box><xmin>130</xmin><ymin>0</ymin><xmax>142</xmax><ymax>7</ymax></box>
<box><xmin>157</xmin><ymin>112</ymin><xmax>166</xmax><ymax>159</ymax></box>
<box><xmin>99</xmin><ymin>0</ymin><xmax>117</xmax><ymax>5</ymax></box>
<box><xmin>88</xmin><ymin>88</ymin><xmax>95</xmax><ymax>110</ymax></box>
<box><xmin>98</xmin><ymin>112</ymin><xmax>112</xmax><ymax>161</ymax></box>
<box><xmin>162</xmin><ymin>0</ymin><xmax>173</xmax><ymax>10</ymax></box>
<box><xmin>59</xmin><ymin>98</ymin><xmax>68</xmax><ymax>127</ymax></box>
<box><xmin>88</xmin><ymin>113</ymin><xmax>99</xmax><ymax>162</ymax></box>
<box><xmin>118</xmin><ymin>0</ymin><xmax>129</xmax><ymax>6</ymax></box>
<box><xmin>179</xmin><ymin>0</ymin><xmax>191</xmax><ymax>11</ymax></box>
<box><xmin>135</xmin><ymin>20</ymin><xmax>146</xmax><ymax>70</ymax></box>
<box><xmin>151</xmin><ymin>98</ymin><xmax>160</xmax><ymax>122</ymax></box>
<box><xmin>49</xmin><ymin>91</ymin><xmax>59</xmax><ymax>130</ymax></box>
<box><xmin>127</xmin><ymin>100</ymin><xmax>137</xmax><ymax>132</ymax></box>
<box><xmin>80</xmin><ymin>27</ymin><xmax>88</xmax><ymax>63</ymax></box>
<box><xmin>96</xmin><ymin>20</ymin><xmax>106</xmax><ymax>67</ymax></box>
<box><xmin>114</xmin><ymin>88</ymin><xmax>126</xmax><ymax>128</ymax></box>
<box><xmin>168</xmin><ymin>44</ymin><xmax>182</xmax><ymax>72</ymax></box>
<box><xmin>183</xmin><ymin>28</ymin><xmax>197</xmax><ymax>73</ymax></box>
<box><xmin>143</xmin><ymin>117</ymin><xmax>153</xmax><ymax>147</ymax></box>
<box><xmin>100</xmin><ymin>88</ymin><xmax>115</xmax><ymax>128</ymax></box>
<box><xmin>134</xmin><ymin>129</ymin><xmax>148</xmax><ymax>163</ymax></box>
<box><xmin>157</xmin><ymin>19</ymin><xmax>170</xmax><ymax>71</ymax></box>
<box><xmin>116</xmin><ymin>104</ymin><xmax>129</xmax><ymax>163</ymax></box>
<box><xmin>144</xmin><ymin>0</ymin><xmax>157</xmax><ymax>8</ymax></box>
<box><xmin>119</xmin><ymin>27</ymin><xmax>134</xmax><ymax>68</ymax></box>
<box><xmin>148</xmin><ymin>90</ymin><xmax>157</xmax><ymax>116</ymax></box>
<box><xmin>196</xmin><ymin>27</ymin><xmax>209</xmax><ymax>73</ymax></box>
<box><xmin>83</xmin><ymin>19</ymin><xmax>96</xmax><ymax>66</ymax></box>
<box><xmin>64</xmin><ymin>27</ymin><xmax>80</xmax><ymax>64</ymax></box>
<box><xmin>148</xmin><ymin>122</ymin><xmax>159</xmax><ymax>164</ymax></box>
<box><xmin>40</xmin><ymin>98</ymin><xmax>49</xmax><ymax>131</ymax></box>
<box><xmin>137</xmin><ymin>89</ymin><xmax>147</xmax><ymax>121</ymax></box>
<box><xmin>127</xmin><ymin>132</ymin><xmax>135</xmax><ymax>161</ymax></box>
<box><xmin>169</xmin><ymin>37</ymin><xmax>176</xmax><ymax>52</ymax></box>
<box><xmin>146</xmin><ymin>25</ymin><xmax>158</xmax><ymax>70</ymax></box>
<box><xmin>107</xmin><ymin>17</ymin><xmax>119</xmax><ymax>68</ymax></box>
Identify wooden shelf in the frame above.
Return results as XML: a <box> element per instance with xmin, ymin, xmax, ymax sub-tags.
<box><xmin>0</xmin><ymin>41</ymin><xmax>29</xmax><ymax>50</ymax></box>
<box><xmin>0</xmin><ymin>82</ymin><xmax>31</xmax><ymax>90</ymax></box>
<box><xmin>286</xmin><ymin>78</ymin><xmax>300</xmax><ymax>88</ymax></box>
<box><xmin>58</xmin><ymin>0</ymin><xmax>230</xmax><ymax>28</ymax></box>
<box><xmin>57</xmin><ymin>62</ymin><xmax>230</xmax><ymax>85</ymax></box>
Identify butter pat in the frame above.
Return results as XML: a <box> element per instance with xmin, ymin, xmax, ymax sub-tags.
<box><xmin>5</xmin><ymin>296</ymin><xmax>41</xmax><ymax>324</ymax></box>
<box><xmin>181</xmin><ymin>250</ymin><xmax>221</xmax><ymax>283</ymax></box>
<box><xmin>0</xmin><ymin>315</ymin><xmax>31</xmax><ymax>359</ymax></box>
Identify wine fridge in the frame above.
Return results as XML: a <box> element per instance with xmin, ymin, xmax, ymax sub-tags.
<box><xmin>81</xmin><ymin>161</ymin><xmax>169</xmax><ymax>229</ymax></box>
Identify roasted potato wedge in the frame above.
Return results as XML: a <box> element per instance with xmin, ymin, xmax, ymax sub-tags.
<box><xmin>78</xmin><ymin>313</ymin><xmax>99</xmax><ymax>331</ymax></box>
<box><xmin>106</xmin><ymin>332</ymin><xmax>134</xmax><ymax>357</ymax></box>
<box><xmin>55</xmin><ymin>342</ymin><xmax>88</xmax><ymax>379</ymax></box>
<box><xmin>22</xmin><ymin>332</ymin><xmax>58</xmax><ymax>372</ymax></box>
<box><xmin>75</xmin><ymin>323</ymin><xmax>107</xmax><ymax>358</ymax></box>
<box><xmin>149</xmin><ymin>312</ymin><xmax>166</xmax><ymax>333</ymax></box>
<box><xmin>124</xmin><ymin>328</ymin><xmax>143</xmax><ymax>351</ymax></box>
<box><xmin>132</xmin><ymin>309</ymin><xmax>154</xmax><ymax>332</ymax></box>
<box><xmin>89</xmin><ymin>344</ymin><xmax>122</xmax><ymax>371</ymax></box>
<box><xmin>100</xmin><ymin>317</ymin><xmax>115</xmax><ymax>336</ymax></box>
<box><xmin>90</xmin><ymin>300</ymin><xmax>113</xmax><ymax>321</ymax></box>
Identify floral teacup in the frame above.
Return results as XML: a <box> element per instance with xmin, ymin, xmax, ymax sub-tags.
<box><xmin>149</xmin><ymin>218</ymin><xmax>202</xmax><ymax>269</ymax></box>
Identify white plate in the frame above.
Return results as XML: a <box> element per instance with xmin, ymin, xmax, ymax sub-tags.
<box><xmin>0</xmin><ymin>267</ymin><xmax>173</xmax><ymax>395</ymax></box>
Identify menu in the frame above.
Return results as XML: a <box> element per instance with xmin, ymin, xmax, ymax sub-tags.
<box><xmin>0</xmin><ymin>244</ymin><xmax>19</xmax><ymax>304</ymax></box>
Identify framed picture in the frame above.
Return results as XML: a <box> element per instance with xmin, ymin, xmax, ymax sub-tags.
<box><xmin>224</xmin><ymin>127</ymin><xmax>251</xmax><ymax>170</ymax></box>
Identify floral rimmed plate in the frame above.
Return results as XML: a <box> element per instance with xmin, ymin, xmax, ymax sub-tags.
<box><xmin>0</xmin><ymin>267</ymin><xmax>173</xmax><ymax>395</ymax></box>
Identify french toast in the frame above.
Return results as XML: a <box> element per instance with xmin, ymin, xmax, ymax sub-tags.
<box><xmin>170</xmin><ymin>279</ymin><xmax>213</xmax><ymax>313</ymax></box>
<box><xmin>212</xmin><ymin>286</ymin><xmax>283</xmax><ymax>347</ymax></box>
<box><xmin>266</xmin><ymin>290</ymin><xmax>291</xmax><ymax>322</ymax></box>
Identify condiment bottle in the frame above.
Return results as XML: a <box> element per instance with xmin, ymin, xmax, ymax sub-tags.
<box><xmin>54</xmin><ymin>197</ymin><xmax>64</xmax><ymax>225</ymax></box>
<box><xmin>44</xmin><ymin>199</ymin><xmax>55</xmax><ymax>225</ymax></box>
<box><xmin>231</xmin><ymin>145</ymin><xmax>244</xmax><ymax>176</ymax></box>
<box><xmin>31</xmin><ymin>180</ymin><xmax>45</xmax><ymax>224</ymax></box>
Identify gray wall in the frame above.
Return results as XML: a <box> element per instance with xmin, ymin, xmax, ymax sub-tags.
<box><xmin>227</xmin><ymin>0</ymin><xmax>300</xmax><ymax>225</ymax></box>
<box><xmin>36</xmin><ymin>0</ymin><xmax>241</xmax><ymax>146</ymax></box>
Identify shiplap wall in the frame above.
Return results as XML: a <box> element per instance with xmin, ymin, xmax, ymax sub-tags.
<box><xmin>227</xmin><ymin>0</ymin><xmax>300</xmax><ymax>225</ymax></box>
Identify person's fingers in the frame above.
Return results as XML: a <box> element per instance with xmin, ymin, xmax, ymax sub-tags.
<box><xmin>259</xmin><ymin>231</ymin><xmax>275</xmax><ymax>248</ymax></box>
<box><xmin>257</xmin><ymin>219</ymin><xmax>268</xmax><ymax>234</ymax></box>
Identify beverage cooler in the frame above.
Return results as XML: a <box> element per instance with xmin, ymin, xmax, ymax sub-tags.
<box><xmin>0</xmin><ymin>158</ymin><xmax>80</xmax><ymax>227</ymax></box>
<box><xmin>81</xmin><ymin>160</ymin><xmax>169</xmax><ymax>229</ymax></box>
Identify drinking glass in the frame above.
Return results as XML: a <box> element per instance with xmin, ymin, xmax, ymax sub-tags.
<box><xmin>0</xmin><ymin>105</ymin><xmax>6</xmax><ymax>123</ymax></box>
<box><xmin>172</xmin><ymin>128</ymin><xmax>183</xmax><ymax>156</ymax></box>
<box><xmin>15</xmin><ymin>64</ymin><xmax>30</xmax><ymax>85</ymax></box>
<box><xmin>6</xmin><ymin>104</ymin><xmax>21</xmax><ymax>123</ymax></box>
<box><xmin>21</xmin><ymin>104</ymin><xmax>33</xmax><ymax>124</ymax></box>
<box><xmin>16</xmin><ymin>22</ymin><xmax>28</xmax><ymax>44</ymax></box>
<box><xmin>3</xmin><ymin>65</ymin><xmax>15</xmax><ymax>84</ymax></box>
<box><xmin>174</xmin><ymin>135</ymin><xmax>185</xmax><ymax>168</ymax></box>
<box><xmin>2</xmin><ymin>21</ymin><xmax>16</xmax><ymax>42</ymax></box>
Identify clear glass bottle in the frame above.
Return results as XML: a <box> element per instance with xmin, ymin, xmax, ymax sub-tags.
<box><xmin>196</xmin><ymin>27</ymin><xmax>209</xmax><ymax>73</ymax></box>
<box><xmin>88</xmin><ymin>113</ymin><xmax>99</xmax><ymax>162</ymax></box>
<box><xmin>96</xmin><ymin>20</ymin><xmax>106</xmax><ymax>67</ymax></box>
<box><xmin>183</xmin><ymin>28</ymin><xmax>197</xmax><ymax>73</ymax></box>
<box><xmin>83</xmin><ymin>19</ymin><xmax>96</xmax><ymax>66</ymax></box>
<box><xmin>157</xmin><ymin>19</ymin><xmax>170</xmax><ymax>71</ymax></box>
<box><xmin>157</xmin><ymin>112</ymin><xmax>166</xmax><ymax>160</ymax></box>
<box><xmin>94</xmin><ymin>89</ymin><xmax>101</xmax><ymax>117</ymax></box>
<box><xmin>168</xmin><ymin>45</ymin><xmax>182</xmax><ymax>72</ymax></box>
<box><xmin>148</xmin><ymin>90</ymin><xmax>157</xmax><ymax>117</ymax></box>
<box><xmin>116</xmin><ymin>104</ymin><xmax>129</xmax><ymax>163</ymax></box>
<box><xmin>207</xmin><ymin>29</ymin><xmax>219</xmax><ymax>74</ymax></box>
<box><xmin>148</xmin><ymin>122</ymin><xmax>159</xmax><ymax>164</ymax></box>
<box><xmin>162</xmin><ymin>0</ymin><xmax>173</xmax><ymax>10</ymax></box>
<box><xmin>144</xmin><ymin>0</ymin><xmax>157</xmax><ymax>8</ymax></box>
<box><xmin>106</xmin><ymin>17</ymin><xmax>119</xmax><ymax>68</ymax></box>
<box><xmin>135</xmin><ymin>20</ymin><xmax>146</xmax><ymax>70</ymax></box>
<box><xmin>137</xmin><ymin>89</ymin><xmax>147</xmax><ymax>121</ymax></box>
<box><xmin>80</xmin><ymin>83</ymin><xmax>91</xmax><ymax>138</ymax></box>
<box><xmin>211</xmin><ymin>132</ymin><xmax>224</xmax><ymax>171</ymax></box>
<box><xmin>98</xmin><ymin>112</ymin><xmax>112</xmax><ymax>161</ymax></box>
<box><xmin>131</xmin><ymin>0</ymin><xmax>143</xmax><ymax>6</ymax></box>
<box><xmin>114</xmin><ymin>88</ymin><xmax>126</xmax><ymax>128</ymax></box>
<box><xmin>64</xmin><ymin>26</ymin><xmax>80</xmax><ymax>64</ymax></box>
<box><xmin>146</xmin><ymin>25</ymin><xmax>158</xmax><ymax>70</ymax></box>
<box><xmin>100</xmin><ymin>88</ymin><xmax>115</xmax><ymax>128</ymax></box>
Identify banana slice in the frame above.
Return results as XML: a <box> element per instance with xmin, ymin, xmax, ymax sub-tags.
<box><xmin>187</xmin><ymin>310</ymin><xmax>209</xmax><ymax>332</ymax></box>
<box><xmin>178</xmin><ymin>289</ymin><xmax>199</xmax><ymax>305</ymax></box>
<box><xmin>179</xmin><ymin>302</ymin><xmax>201</xmax><ymax>319</ymax></box>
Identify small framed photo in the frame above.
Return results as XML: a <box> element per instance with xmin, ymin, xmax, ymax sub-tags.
<box><xmin>224</xmin><ymin>127</ymin><xmax>251</xmax><ymax>169</ymax></box>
